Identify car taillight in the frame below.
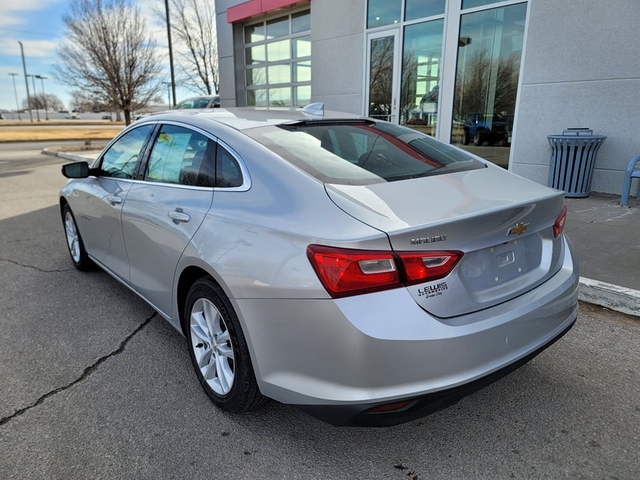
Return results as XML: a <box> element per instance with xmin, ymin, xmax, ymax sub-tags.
<box><xmin>397</xmin><ymin>251</ymin><xmax>462</xmax><ymax>286</ymax></box>
<box><xmin>306</xmin><ymin>245</ymin><xmax>462</xmax><ymax>298</ymax></box>
<box><xmin>553</xmin><ymin>204</ymin><xmax>567</xmax><ymax>238</ymax></box>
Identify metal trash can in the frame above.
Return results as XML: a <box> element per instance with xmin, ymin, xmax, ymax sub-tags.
<box><xmin>547</xmin><ymin>128</ymin><xmax>606</xmax><ymax>198</ymax></box>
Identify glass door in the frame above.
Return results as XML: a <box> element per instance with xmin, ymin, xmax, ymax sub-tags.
<box><xmin>365</xmin><ymin>30</ymin><xmax>400</xmax><ymax>123</ymax></box>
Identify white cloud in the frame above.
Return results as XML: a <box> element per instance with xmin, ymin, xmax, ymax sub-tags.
<box><xmin>0</xmin><ymin>0</ymin><xmax>62</xmax><ymax>27</ymax></box>
<box><xmin>0</xmin><ymin>38</ymin><xmax>60</xmax><ymax>57</ymax></box>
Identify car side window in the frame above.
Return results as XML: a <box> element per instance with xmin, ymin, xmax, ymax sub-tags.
<box><xmin>100</xmin><ymin>125</ymin><xmax>153</xmax><ymax>179</ymax></box>
<box><xmin>145</xmin><ymin>125</ymin><xmax>215</xmax><ymax>187</ymax></box>
<box><xmin>216</xmin><ymin>144</ymin><xmax>243</xmax><ymax>188</ymax></box>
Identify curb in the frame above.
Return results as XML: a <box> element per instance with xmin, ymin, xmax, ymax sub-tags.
<box><xmin>42</xmin><ymin>148</ymin><xmax>102</xmax><ymax>163</ymax></box>
<box><xmin>579</xmin><ymin>277</ymin><xmax>640</xmax><ymax>318</ymax></box>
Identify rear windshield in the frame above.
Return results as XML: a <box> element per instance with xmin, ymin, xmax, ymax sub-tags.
<box><xmin>244</xmin><ymin>120</ymin><xmax>485</xmax><ymax>185</ymax></box>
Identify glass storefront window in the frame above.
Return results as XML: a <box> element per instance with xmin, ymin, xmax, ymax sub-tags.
<box><xmin>246</xmin><ymin>67</ymin><xmax>266</xmax><ymax>86</ymax></box>
<box><xmin>292</xmin><ymin>11</ymin><xmax>310</xmax><ymax>33</ymax></box>
<box><xmin>245</xmin><ymin>45</ymin><xmax>265</xmax><ymax>65</ymax></box>
<box><xmin>400</xmin><ymin>19</ymin><xmax>444</xmax><ymax>136</ymax></box>
<box><xmin>293</xmin><ymin>61</ymin><xmax>311</xmax><ymax>82</ymax></box>
<box><xmin>451</xmin><ymin>3</ymin><xmax>527</xmax><ymax>167</ymax></box>
<box><xmin>245</xmin><ymin>24</ymin><xmax>265</xmax><ymax>43</ymax></box>
<box><xmin>247</xmin><ymin>89</ymin><xmax>268</xmax><ymax>107</ymax></box>
<box><xmin>294</xmin><ymin>85</ymin><xmax>311</xmax><ymax>106</ymax></box>
<box><xmin>267</xmin><ymin>40</ymin><xmax>290</xmax><ymax>62</ymax></box>
<box><xmin>293</xmin><ymin>36</ymin><xmax>311</xmax><ymax>58</ymax></box>
<box><xmin>405</xmin><ymin>0</ymin><xmax>445</xmax><ymax>21</ymax></box>
<box><xmin>268</xmin><ymin>64</ymin><xmax>291</xmax><ymax>85</ymax></box>
<box><xmin>367</xmin><ymin>0</ymin><xmax>401</xmax><ymax>28</ymax></box>
<box><xmin>244</xmin><ymin>10</ymin><xmax>311</xmax><ymax>107</ymax></box>
<box><xmin>267</xmin><ymin>17</ymin><xmax>289</xmax><ymax>38</ymax></box>
<box><xmin>269</xmin><ymin>87</ymin><xmax>291</xmax><ymax>107</ymax></box>
<box><xmin>462</xmin><ymin>0</ymin><xmax>503</xmax><ymax>9</ymax></box>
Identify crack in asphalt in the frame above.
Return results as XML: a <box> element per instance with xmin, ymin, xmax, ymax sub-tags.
<box><xmin>0</xmin><ymin>312</ymin><xmax>157</xmax><ymax>427</ymax></box>
<box><xmin>0</xmin><ymin>257</ymin><xmax>75</xmax><ymax>273</ymax></box>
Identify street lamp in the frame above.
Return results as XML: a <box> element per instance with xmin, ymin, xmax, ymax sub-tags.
<box><xmin>26</xmin><ymin>75</ymin><xmax>40</xmax><ymax>122</ymax></box>
<box><xmin>18</xmin><ymin>41</ymin><xmax>33</xmax><ymax>123</ymax></box>
<box><xmin>35</xmin><ymin>75</ymin><xmax>49</xmax><ymax>120</ymax></box>
<box><xmin>8</xmin><ymin>73</ymin><xmax>21</xmax><ymax>121</ymax></box>
<box><xmin>164</xmin><ymin>0</ymin><xmax>177</xmax><ymax>107</ymax></box>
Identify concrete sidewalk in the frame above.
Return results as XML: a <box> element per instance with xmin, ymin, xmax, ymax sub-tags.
<box><xmin>565</xmin><ymin>194</ymin><xmax>640</xmax><ymax>317</ymax></box>
<box><xmin>46</xmin><ymin>148</ymin><xmax>640</xmax><ymax>318</ymax></box>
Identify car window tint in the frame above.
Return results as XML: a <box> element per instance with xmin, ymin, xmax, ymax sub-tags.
<box><xmin>100</xmin><ymin>125</ymin><xmax>153</xmax><ymax>179</ymax></box>
<box><xmin>145</xmin><ymin>125</ymin><xmax>215</xmax><ymax>187</ymax></box>
<box><xmin>245</xmin><ymin>121</ymin><xmax>485</xmax><ymax>185</ymax></box>
<box><xmin>216</xmin><ymin>144</ymin><xmax>243</xmax><ymax>188</ymax></box>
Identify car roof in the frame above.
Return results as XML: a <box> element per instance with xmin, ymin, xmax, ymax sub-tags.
<box><xmin>138</xmin><ymin>106</ymin><xmax>364</xmax><ymax>132</ymax></box>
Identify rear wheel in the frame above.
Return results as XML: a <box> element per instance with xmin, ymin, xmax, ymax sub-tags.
<box><xmin>62</xmin><ymin>204</ymin><xmax>93</xmax><ymax>271</ymax></box>
<box><xmin>461</xmin><ymin>130</ymin><xmax>470</xmax><ymax>145</ymax></box>
<box><xmin>473</xmin><ymin>132</ymin><xmax>484</xmax><ymax>146</ymax></box>
<box><xmin>185</xmin><ymin>278</ymin><xmax>265</xmax><ymax>413</ymax></box>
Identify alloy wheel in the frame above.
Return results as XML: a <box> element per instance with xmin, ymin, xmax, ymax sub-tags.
<box><xmin>190</xmin><ymin>298</ymin><xmax>235</xmax><ymax>395</ymax></box>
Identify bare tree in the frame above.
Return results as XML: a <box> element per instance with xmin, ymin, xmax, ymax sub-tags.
<box><xmin>157</xmin><ymin>0</ymin><xmax>219</xmax><ymax>96</ymax></box>
<box><xmin>368</xmin><ymin>36</ymin><xmax>394</xmax><ymax>120</ymax></box>
<box><xmin>22</xmin><ymin>93</ymin><xmax>65</xmax><ymax>112</ymax></box>
<box><xmin>70</xmin><ymin>90</ymin><xmax>110</xmax><ymax>112</ymax></box>
<box><xmin>454</xmin><ymin>49</ymin><xmax>520</xmax><ymax>119</ymax></box>
<box><xmin>54</xmin><ymin>0</ymin><xmax>162</xmax><ymax>124</ymax></box>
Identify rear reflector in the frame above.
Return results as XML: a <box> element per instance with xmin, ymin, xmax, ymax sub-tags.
<box><xmin>366</xmin><ymin>400</ymin><xmax>414</xmax><ymax>413</ymax></box>
<box><xmin>307</xmin><ymin>245</ymin><xmax>462</xmax><ymax>298</ymax></box>
<box><xmin>554</xmin><ymin>204</ymin><xmax>567</xmax><ymax>238</ymax></box>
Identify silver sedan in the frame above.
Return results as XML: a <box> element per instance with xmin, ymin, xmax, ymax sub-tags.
<box><xmin>59</xmin><ymin>106</ymin><xmax>579</xmax><ymax>426</ymax></box>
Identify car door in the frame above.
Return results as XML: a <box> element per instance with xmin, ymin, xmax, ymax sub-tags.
<box><xmin>120</xmin><ymin>123</ymin><xmax>216</xmax><ymax>317</ymax></box>
<box><xmin>73</xmin><ymin>124</ymin><xmax>155</xmax><ymax>281</ymax></box>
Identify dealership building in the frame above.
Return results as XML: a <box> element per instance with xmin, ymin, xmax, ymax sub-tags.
<box><xmin>214</xmin><ymin>0</ymin><xmax>639</xmax><ymax>196</ymax></box>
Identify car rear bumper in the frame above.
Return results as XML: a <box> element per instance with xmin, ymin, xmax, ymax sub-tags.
<box><xmin>234</xmin><ymin>236</ymin><xmax>579</xmax><ymax>426</ymax></box>
<box><xmin>296</xmin><ymin>317</ymin><xmax>575</xmax><ymax>427</ymax></box>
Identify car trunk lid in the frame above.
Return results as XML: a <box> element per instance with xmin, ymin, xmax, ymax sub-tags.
<box><xmin>325</xmin><ymin>165</ymin><xmax>566</xmax><ymax>318</ymax></box>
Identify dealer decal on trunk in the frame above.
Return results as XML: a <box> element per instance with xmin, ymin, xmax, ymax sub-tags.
<box><xmin>417</xmin><ymin>282</ymin><xmax>448</xmax><ymax>298</ymax></box>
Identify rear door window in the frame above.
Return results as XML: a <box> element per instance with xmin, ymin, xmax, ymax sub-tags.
<box><xmin>144</xmin><ymin>125</ymin><xmax>215</xmax><ymax>187</ymax></box>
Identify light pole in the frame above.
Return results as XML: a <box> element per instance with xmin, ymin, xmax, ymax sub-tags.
<box><xmin>164</xmin><ymin>0</ymin><xmax>177</xmax><ymax>107</ymax></box>
<box><xmin>36</xmin><ymin>75</ymin><xmax>49</xmax><ymax>120</ymax></box>
<box><xmin>8</xmin><ymin>73</ymin><xmax>21</xmax><ymax>121</ymax></box>
<box><xmin>18</xmin><ymin>41</ymin><xmax>33</xmax><ymax>122</ymax></box>
<box><xmin>162</xmin><ymin>81</ymin><xmax>172</xmax><ymax>107</ymax></box>
<box><xmin>26</xmin><ymin>75</ymin><xmax>40</xmax><ymax>121</ymax></box>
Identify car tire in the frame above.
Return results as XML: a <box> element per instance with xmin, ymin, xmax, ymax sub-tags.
<box><xmin>462</xmin><ymin>131</ymin><xmax>470</xmax><ymax>145</ymax></box>
<box><xmin>473</xmin><ymin>132</ymin><xmax>484</xmax><ymax>146</ymax></box>
<box><xmin>62</xmin><ymin>204</ymin><xmax>94</xmax><ymax>271</ymax></box>
<box><xmin>185</xmin><ymin>278</ymin><xmax>265</xmax><ymax>413</ymax></box>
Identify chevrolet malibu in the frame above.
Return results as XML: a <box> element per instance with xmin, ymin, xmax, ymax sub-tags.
<box><xmin>59</xmin><ymin>105</ymin><xmax>578</xmax><ymax>426</ymax></box>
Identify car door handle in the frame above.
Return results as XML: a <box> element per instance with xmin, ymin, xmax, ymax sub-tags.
<box><xmin>107</xmin><ymin>195</ymin><xmax>123</xmax><ymax>205</ymax></box>
<box><xmin>168</xmin><ymin>210</ymin><xmax>190</xmax><ymax>223</ymax></box>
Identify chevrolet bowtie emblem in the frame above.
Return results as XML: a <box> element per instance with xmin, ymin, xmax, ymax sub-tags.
<box><xmin>508</xmin><ymin>222</ymin><xmax>529</xmax><ymax>236</ymax></box>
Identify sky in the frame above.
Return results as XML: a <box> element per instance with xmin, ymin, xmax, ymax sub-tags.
<box><xmin>0</xmin><ymin>0</ymin><xmax>180</xmax><ymax>112</ymax></box>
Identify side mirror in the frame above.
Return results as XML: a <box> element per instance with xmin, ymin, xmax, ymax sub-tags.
<box><xmin>61</xmin><ymin>161</ymin><xmax>90</xmax><ymax>179</ymax></box>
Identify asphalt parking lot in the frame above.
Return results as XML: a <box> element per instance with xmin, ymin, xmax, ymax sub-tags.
<box><xmin>0</xmin><ymin>142</ymin><xmax>639</xmax><ymax>479</ymax></box>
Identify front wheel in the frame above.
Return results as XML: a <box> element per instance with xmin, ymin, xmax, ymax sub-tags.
<box><xmin>62</xmin><ymin>204</ymin><xmax>93</xmax><ymax>271</ymax></box>
<box><xmin>473</xmin><ymin>132</ymin><xmax>484</xmax><ymax>146</ymax></box>
<box><xmin>185</xmin><ymin>278</ymin><xmax>265</xmax><ymax>413</ymax></box>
